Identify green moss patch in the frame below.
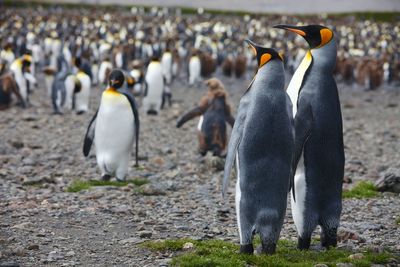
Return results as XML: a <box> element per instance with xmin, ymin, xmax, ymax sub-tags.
<box><xmin>142</xmin><ymin>238</ymin><xmax>395</xmax><ymax>267</ymax></box>
<box><xmin>343</xmin><ymin>181</ymin><xmax>379</xmax><ymax>199</ymax></box>
<box><xmin>66</xmin><ymin>178</ymin><xmax>149</xmax><ymax>192</ymax></box>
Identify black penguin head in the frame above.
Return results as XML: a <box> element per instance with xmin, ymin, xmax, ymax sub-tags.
<box><xmin>108</xmin><ymin>69</ymin><xmax>125</xmax><ymax>89</ymax></box>
<box><xmin>245</xmin><ymin>39</ymin><xmax>283</xmax><ymax>69</ymax></box>
<box><xmin>273</xmin><ymin>24</ymin><xmax>334</xmax><ymax>49</ymax></box>
<box><xmin>21</xmin><ymin>55</ymin><xmax>32</xmax><ymax>73</ymax></box>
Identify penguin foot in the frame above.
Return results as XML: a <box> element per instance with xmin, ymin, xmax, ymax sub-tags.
<box><xmin>76</xmin><ymin>110</ymin><xmax>85</xmax><ymax>115</ymax></box>
<box><xmin>321</xmin><ymin>235</ymin><xmax>337</xmax><ymax>249</ymax></box>
<box><xmin>260</xmin><ymin>242</ymin><xmax>277</xmax><ymax>255</ymax></box>
<box><xmin>297</xmin><ymin>236</ymin><xmax>311</xmax><ymax>250</ymax></box>
<box><xmin>101</xmin><ymin>174</ymin><xmax>111</xmax><ymax>181</ymax></box>
<box><xmin>239</xmin><ymin>244</ymin><xmax>254</xmax><ymax>254</ymax></box>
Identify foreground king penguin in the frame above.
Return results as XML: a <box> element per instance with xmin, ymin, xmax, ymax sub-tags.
<box><xmin>274</xmin><ymin>24</ymin><xmax>345</xmax><ymax>249</ymax></box>
<box><xmin>223</xmin><ymin>40</ymin><xmax>294</xmax><ymax>254</ymax></box>
<box><xmin>83</xmin><ymin>69</ymin><xmax>140</xmax><ymax>181</ymax></box>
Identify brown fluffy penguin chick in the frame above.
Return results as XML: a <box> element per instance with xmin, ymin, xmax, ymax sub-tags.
<box><xmin>177</xmin><ymin>78</ymin><xmax>235</xmax><ymax>157</ymax></box>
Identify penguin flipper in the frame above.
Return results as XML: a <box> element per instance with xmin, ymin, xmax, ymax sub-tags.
<box><xmin>222</xmin><ymin>88</ymin><xmax>252</xmax><ymax>199</ymax></box>
<box><xmin>83</xmin><ymin>109</ymin><xmax>98</xmax><ymax>157</ymax></box>
<box><xmin>176</xmin><ymin>107</ymin><xmax>203</xmax><ymax>128</ymax></box>
<box><xmin>292</xmin><ymin>101</ymin><xmax>314</xmax><ymax>201</ymax></box>
<box><xmin>121</xmin><ymin>90</ymin><xmax>140</xmax><ymax>167</ymax></box>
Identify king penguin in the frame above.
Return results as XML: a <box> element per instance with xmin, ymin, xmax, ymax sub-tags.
<box><xmin>83</xmin><ymin>69</ymin><xmax>140</xmax><ymax>181</ymax></box>
<box><xmin>222</xmin><ymin>40</ymin><xmax>294</xmax><ymax>254</ymax></box>
<box><xmin>143</xmin><ymin>56</ymin><xmax>164</xmax><ymax>115</ymax></box>
<box><xmin>274</xmin><ymin>24</ymin><xmax>345</xmax><ymax>249</ymax></box>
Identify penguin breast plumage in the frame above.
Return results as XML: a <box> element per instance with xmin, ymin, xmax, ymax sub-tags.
<box><xmin>94</xmin><ymin>89</ymin><xmax>135</xmax><ymax>168</ymax></box>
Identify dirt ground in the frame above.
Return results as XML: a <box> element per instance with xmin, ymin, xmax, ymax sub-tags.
<box><xmin>0</xmin><ymin>71</ymin><xmax>399</xmax><ymax>266</ymax></box>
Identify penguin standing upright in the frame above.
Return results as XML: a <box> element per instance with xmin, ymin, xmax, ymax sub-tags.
<box><xmin>274</xmin><ymin>24</ymin><xmax>344</xmax><ymax>249</ymax></box>
<box><xmin>10</xmin><ymin>55</ymin><xmax>35</xmax><ymax>105</ymax></box>
<box><xmin>73</xmin><ymin>57</ymin><xmax>91</xmax><ymax>114</ymax></box>
<box><xmin>222</xmin><ymin>40</ymin><xmax>294</xmax><ymax>254</ymax></box>
<box><xmin>161</xmin><ymin>49</ymin><xmax>173</xmax><ymax>85</ymax></box>
<box><xmin>143</xmin><ymin>56</ymin><xmax>164</xmax><ymax>115</ymax></box>
<box><xmin>51</xmin><ymin>54</ymin><xmax>70</xmax><ymax>114</ymax></box>
<box><xmin>83</xmin><ymin>69</ymin><xmax>140</xmax><ymax>181</ymax></box>
<box><xmin>188</xmin><ymin>49</ymin><xmax>201</xmax><ymax>86</ymax></box>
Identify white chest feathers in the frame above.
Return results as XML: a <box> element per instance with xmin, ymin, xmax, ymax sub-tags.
<box><xmin>286</xmin><ymin>51</ymin><xmax>312</xmax><ymax>117</ymax></box>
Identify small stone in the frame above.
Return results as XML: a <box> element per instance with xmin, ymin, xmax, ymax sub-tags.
<box><xmin>47</xmin><ymin>250</ymin><xmax>64</xmax><ymax>262</ymax></box>
<box><xmin>138</xmin><ymin>231</ymin><xmax>152</xmax><ymax>238</ymax></box>
<box><xmin>22</xmin><ymin>175</ymin><xmax>55</xmax><ymax>186</ymax></box>
<box><xmin>11</xmin><ymin>222</ymin><xmax>33</xmax><ymax>230</ymax></box>
<box><xmin>348</xmin><ymin>253</ymin><xmax>364</xmax><ymax>260</ymax></box>
<box><xmin>314</xmin><ymin>264</ymin><xmax>329</xmax><ymax>267</ymax></box>
<box><xmin>66</xmin><ymin>251</ymin><xmax>75</xmax><ymax>257</ymax></box>
<box><xmin>119</xmin><ymin>237</ymin><xmax>143</xmax><ymax>245</ymax></box>
<box><xmin>140</xmin><ymin>184</ymin><xmax>166</xmax><ymax>196</ymax></box>
<box><xmin>27</xmin><ymin>244</ymin><xmax>39</xmax><ymax>250</ymax></box>
<box><xmin>183</xmin><ymin>242</ymin><xmax>194</xmax><ymax>250</ymax></box>
<box><xmin>10</xmin><ymin>140</ymin><xmax>24</xmax><ymax>149</ymax></box>
<box><xmin>337</xmin><ymin>228</ymin><xmax>366</xmax><ymax>243</ymax></box>
<box><xmin>375</xmin><ymin>170</ymin><xmax>400</xmax><ymax>193</ymax></box>
<box><xmin>207</xmin><ymin>156</ymin><xmax>225</xmax><ymax>171</ymax></box>
<box><xmin>0</xmin><ymin>262</ymin><xmax>20</xmax><ymax>267</ymax></box>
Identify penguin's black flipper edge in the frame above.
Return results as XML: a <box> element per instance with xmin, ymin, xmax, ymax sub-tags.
<box><xmin>176</xmin><ymin>107</ymin><xmax>203</xmax><ymax>128</ymax></box>
<box><xmin>121</xmin><ymin>90</ymin><xmax>140</xmax><ymax>167</ymax></box>
<box><xmin>292</xmin><ymin>101</ymin><xmax>314</xmax><ymax>201</ymax></box>
<box><xmin>83</xmin><ymin>109</ymin><xmax>98</xmax><ymax>157</ymax></box>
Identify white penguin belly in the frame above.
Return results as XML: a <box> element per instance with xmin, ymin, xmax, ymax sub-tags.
<box><xmin>197</xmin><ymin>116</ymin><xmax>204</xmax><ymax>131</ymax></box>
<box><xmin>95</xmin><ymin>96</ymin><xmax>134</xmax><ymax>173</ymax></box>
<box><xmin>291</xmin><ymin>154</ymin><xmax>307</xmax><ymax>237</ymax></box>
<box><xmin>235</xmin><ymin>152</ymin><xmax>243</xmax><ymax>243</ymax></box>
<box><xmin>286</xmin><ymin>51</ymin><xmax>312</xmax><ymax>117</ymax></box>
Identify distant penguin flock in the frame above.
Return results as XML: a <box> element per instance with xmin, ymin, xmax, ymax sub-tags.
<box><xmin>0</xmin><ymin>4</ymin><xmax>354</xmax><ymax>256</ymax></box>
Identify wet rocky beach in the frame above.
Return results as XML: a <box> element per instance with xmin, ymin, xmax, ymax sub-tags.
<box><xmin>0</xmin><ymin>74</ymin><xmax>399</xmax><ymax>266</ymax></box>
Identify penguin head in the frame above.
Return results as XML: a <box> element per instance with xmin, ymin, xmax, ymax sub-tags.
<box><xmin>108</xmin><ymin>69</ymin><xmax>125</xmax><ymax>89</ymax></box>
<box><xmin>273</xmin><ymin>24</ymin><xmax>334</xmax><ymax>49</ymax></box>
<box><xmin>245</xmin><ymin>39</ymin><xmax>283</xmax><ymax>69</ymax></box>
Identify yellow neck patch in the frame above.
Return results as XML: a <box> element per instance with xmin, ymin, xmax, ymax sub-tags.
<box><xmin>259</xmin><ymin>53</ymin><xmax>271</xmax><ymax>68</ymax></box>
<box><xmin>104</xmin><ymin>87</ymin><xmax>119</xmax><ymax>95</ymax></box>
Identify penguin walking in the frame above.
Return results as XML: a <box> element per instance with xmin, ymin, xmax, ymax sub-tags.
<box><xmin>274</xmin><ymin>24</ymin><xmax>344</xmax><ymax>250</ymax></box>
<box><xmin>83</xmin><ymin>69</ymin><xmax>140</xmax><ymax>181</ymax></box>
<box><xmin>222</xmin><ymin>40</ymin><xmax>294</xmax><ymax>255</ymax></box>
<box><xmin>176</xmin><ymin>78</ymin><xmax>235</xmax><ymax>157</ymax></box>
<box><xmin>143</xmin><ymin>56</ymin><xmax>164</xmax><ymax>115</ymax></box>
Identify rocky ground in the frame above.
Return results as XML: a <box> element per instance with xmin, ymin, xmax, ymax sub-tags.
<box><xmin>0</xmin><ymin>72</ymin><xmax>399</xmax><ymax>267</ymax></box>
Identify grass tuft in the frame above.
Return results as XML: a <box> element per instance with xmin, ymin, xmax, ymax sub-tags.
<box><xmin>142</xmin><ymin>239</ymin><xmax>396</xmax><ymax>267</ymax></box>
<box><xmin>66</xmin><ymin>178</ymin><xmax>149</xmax><ymax>192</ymax></box>
<box><xmin>396</xmin><ymin>217</ymin><xmax>400</xmax><ymax>225</ymax></box>
<box><xmin>342</xmin><ymin>181</ymin><xmax>379</xmax><ymax>199</ymax></box>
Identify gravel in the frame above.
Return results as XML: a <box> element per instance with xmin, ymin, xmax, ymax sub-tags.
<box><xmin>0</xmin><ymin>73</ymin><xmax>399</xmax><ymax>266</ymax></box>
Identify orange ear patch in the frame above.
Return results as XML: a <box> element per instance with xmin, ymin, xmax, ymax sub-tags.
<box><xmin>286</xmin><ymin>28</ymin><xmax>306</xmax><ymax>36</ymax></box>
<box><xmin>260</xmin><ymin>53</ymin><xmax>272</xmax><ymax>67</ymax></box>
<box><xmin>319</xmin><ymin>28</ymin><xmax>333</xmax><ymax>47</ymax></box>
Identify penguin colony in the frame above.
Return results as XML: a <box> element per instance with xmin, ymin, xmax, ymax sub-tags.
<box><xmin>3</xmin><ymin>4</ymin><xmax>396</xmax><ymax>255</ymax></box>
<box><xmin>1</xmin><ymin>7</ymin><xmax>399</xmax><ymax>111</ymax></box>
